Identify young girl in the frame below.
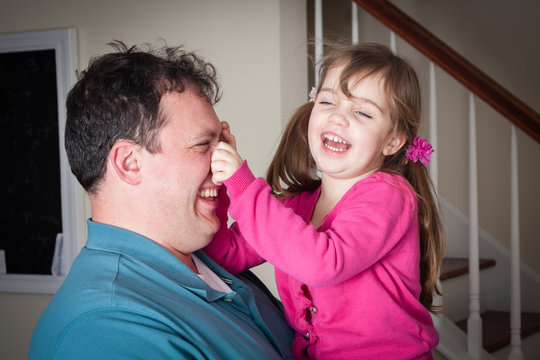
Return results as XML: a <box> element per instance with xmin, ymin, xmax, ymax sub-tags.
<box><xmin>206</xmin><ymin>43</ymin><xmax>445</xmax><ymax>359</ymax></box>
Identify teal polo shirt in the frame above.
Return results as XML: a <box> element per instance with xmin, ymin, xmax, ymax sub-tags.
<box><xmin>29</xmin><ymin>220</ymin><xmax>293</xmax><ymax>359</ymax></box>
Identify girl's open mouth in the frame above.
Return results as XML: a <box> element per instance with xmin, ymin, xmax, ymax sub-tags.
<box><xmin>322</xmin><ymin>133</ymin><xmax>351</xmax><ymax>152</ymax></box>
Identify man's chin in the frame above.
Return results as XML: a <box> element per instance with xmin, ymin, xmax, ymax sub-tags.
<box><xmin>201</xmin><ymin>214</ymin><xmax>221</xmax><ymax>236</ymax></box>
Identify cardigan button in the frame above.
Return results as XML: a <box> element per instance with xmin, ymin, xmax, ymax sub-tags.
<box><xmin>304</xmin><ymin>331</ymin><xmax>310</xmax><ymax>340</ymax></box>
<box><xmin>310</xmin><ymin>306</ymin><xmax>318</xmax><ymax>314</ymax></box>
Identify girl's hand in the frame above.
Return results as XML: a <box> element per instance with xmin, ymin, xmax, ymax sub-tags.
<box><xmin>211</xmin><ymin>122</ymin><xmax>243</xmax><ymax>185</ymax></box>
<box><xmin>219</xmin><ymin>121</ymin><xmax>237</xmax><ymax>150</ymax></box>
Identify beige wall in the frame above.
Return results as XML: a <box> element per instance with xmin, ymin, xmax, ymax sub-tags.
<box><xmin>0</xmin><ymin>1</ymin><xmax>307</xmax><ymax>358</ymax></box>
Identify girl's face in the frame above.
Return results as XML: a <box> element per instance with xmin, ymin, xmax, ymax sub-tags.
<box><xmin>308</xmin><ymin>65</ymin><xmax>405</xmax><ymax>186</ymax></box>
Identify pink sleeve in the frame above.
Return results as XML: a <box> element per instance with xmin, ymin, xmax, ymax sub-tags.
<box><xmin>203</xmin><ymin>180</ymin><xmax>265</xmax><ymax>275</ymax></box>
<box><xmin>225</xmin><ymin>162</ymin><xmax>417</xmax><ymax>287</ymax></box>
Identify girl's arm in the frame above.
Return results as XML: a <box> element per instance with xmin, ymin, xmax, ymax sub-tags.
<box><xmin>210</xmin><ymin>128</ymin><xmax>416</xmax><ymax>287</ymax></box>
<box><xmin>223</xmin><ymin>162</ymin><xmax>417</xmax><ymax>288</ymax></box>
<box><xmin>203</xmin><ymin>183</ymin><xmax>265</xmax><ymax>274</ymax></box>
<box><xmin>204</xmin><ymin>122</ymin><xmax>265</xmax><ymax>274</ymax></box>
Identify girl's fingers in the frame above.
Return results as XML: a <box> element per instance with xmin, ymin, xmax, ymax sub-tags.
<box><xmin>211</xmin><ymin>174</ymin><xmax>223</xmax><ymax>186</ymax></box>
<box><xmin>210</xmin><ymin>164</ymin><xmax>232</xmax><ymax>185</ymax></box>
<box><xmin>212</xmin><ymin>141</ymin><xmax>237</xmax><ymax>160</ymax></box>
<box><xmin>211</xmin><ymin>140</ymin><xmax>243</xmax><ymax>183</ymax></box>
<box><xmin>220</xmin><ymin>121</ymin><xmax>237</xmax><ymax>149</ymax></box>
<box><xmin>211</xmin><ymin>145</ymin><xmax>232</xmax><ymax>163</ymax></box>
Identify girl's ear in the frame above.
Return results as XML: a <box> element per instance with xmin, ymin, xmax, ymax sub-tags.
<box><xmin>383</xmin><ymin>132</ymin><xmax>407</xmax><ymax>156</ymax></box>
<box><xmin>109</xmin><ymin>140</ymin><xmax>142</xmax><ymax>185</ymax></box>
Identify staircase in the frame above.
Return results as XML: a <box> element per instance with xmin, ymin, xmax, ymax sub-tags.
<box><xmin>436</xmin><ymin>258</ymin><xmax>540</xmax><ymax>359</ymax></box>
<box><xmin>433</xmin><ymin>199</ymin><xmax>540</xmax><ymax>359</ymax></box>
<box><xmin>455</xmin><ymin>311</ymin><xmax>540</xmax><ymax>354</ymax></box>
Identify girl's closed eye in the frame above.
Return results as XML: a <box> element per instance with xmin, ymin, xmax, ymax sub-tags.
<box><xmin>316</xmin><ymin>94</ymin><xmax>334</xmax><ymax>106</ymax></box>
<box><xmin>355</xmin><ymin>110</ymin><xmax>373</xmax><ymax>119</ymax></box>
<box><xmin>318</xmin><ymin>100</ymin><xmax>334</xmax><ymax>106</ymax></box>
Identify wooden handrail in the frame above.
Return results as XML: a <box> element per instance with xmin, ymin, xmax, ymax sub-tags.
<box><xmin>353</xmin><ymin>0</ymin><xmax>540</xmax><ymax>143</ymax></box>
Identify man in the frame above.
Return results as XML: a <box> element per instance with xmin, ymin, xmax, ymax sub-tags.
<box><xmin>29</xmin><ymin>41</ymin><xmax>292</xmax><ymax>359</ymax></box>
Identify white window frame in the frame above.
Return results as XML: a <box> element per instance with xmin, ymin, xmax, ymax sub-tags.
<box><xmin>0</xmin><ymin>28</ymin><xmax>85</xmax><ymax>294</ymax></box>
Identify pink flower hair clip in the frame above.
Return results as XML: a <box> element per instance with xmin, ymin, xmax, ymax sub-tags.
<box><xmin>308</xmin><ymin>87</ymin><xmax>317</xmax><ymax>102</ymax></box>
<box><xmin>405</xmin><ymin>137</ymin><xmax>434</xmax><ymax>166</ymax></box>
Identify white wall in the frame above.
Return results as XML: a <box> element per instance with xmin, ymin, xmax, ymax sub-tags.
<box><xmin>0</xmin><ymin>1</ymin><xmax>307</xmax><ymax>358</ymax></box>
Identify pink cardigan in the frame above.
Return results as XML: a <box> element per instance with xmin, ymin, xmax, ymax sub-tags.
<box><xmin>205</xmin><ymin>161</ymin><xmax>438</xmax><ymax>359</ymax></box>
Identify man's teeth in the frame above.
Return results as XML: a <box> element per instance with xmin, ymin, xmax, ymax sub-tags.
<box><xmin>198</xmin><ymin>189</ymin><xmax>218</xmax><ymax>198</ymax></box>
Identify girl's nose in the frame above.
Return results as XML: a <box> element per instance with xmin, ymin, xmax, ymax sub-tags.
<box><xmin>328</xmin><ymin>109</ymin><xmax>349</xmax><ymax>127</ymax></box>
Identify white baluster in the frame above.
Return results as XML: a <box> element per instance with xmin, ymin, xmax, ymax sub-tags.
<box><xmin>429</xmin><ymin>62</ymin><xmax>439</xmax><ymax>189</ymax></box>
<box><xmin>467</xmin><ymin>92</ymin><xmax>482</xmax><ymax>359</ymax></box>
<box><xmin>429</xmin><ymin>62</ymin><xmax>443</xmax><ymax>328</ymax></box>
<box><xmin>509</xmin><ymin>125</ymin><xmax>523</xmax><ymax>360</ymax></box>
<box><xmin>314</xmin><ymin>0</ymin><xmax>323</xmax><ymax>87</ymax></box>
<box><xmin>390</xmin><ymin>31</ymin><xmax>396</xmax><ymax>54</ymax></box>
<box><xmin>352</xmin><ymin>2</ymin><xmax>359</xmax><ymax>44</ymax></box>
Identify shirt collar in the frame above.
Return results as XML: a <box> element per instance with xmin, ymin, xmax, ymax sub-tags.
<box><xmin>85</xmin><ymin>219</ymin><xmax>242</xmax><ymax>302</ymax></box>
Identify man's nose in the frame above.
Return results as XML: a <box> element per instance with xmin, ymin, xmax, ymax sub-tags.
<box><xmin>208</xmin><ymin>143</ymin><xmax>218</xmax><ymax>166</ymax></box>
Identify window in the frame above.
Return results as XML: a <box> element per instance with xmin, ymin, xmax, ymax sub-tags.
<box><xmin>0</xmin><ymin>28</ymin><xmax>85</xmax><ymax>293</ymax></box>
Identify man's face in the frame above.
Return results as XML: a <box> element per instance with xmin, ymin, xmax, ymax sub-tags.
<box><xmin>141</xmin><ymin>90</ymin><xmax>222</xmax><ymax>254</ymax></box>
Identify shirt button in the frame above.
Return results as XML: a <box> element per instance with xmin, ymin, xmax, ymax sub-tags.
<box><xmin>304</xmin><ymin>331</ymin><xmax>310</xmax><ymax>340</ymax></box>
<box><xmin>223</xmin><ymin>298</ymin><xmax>233</xmax><ymax>302</ymax></box>
<box><xmin>310</xmin><ymin>306</ymin><xmax>318</xmax><ymax>314</ymax></box>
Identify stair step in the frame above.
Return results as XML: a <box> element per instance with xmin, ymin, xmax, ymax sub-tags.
<box><xmin>455</xmin><ymin>311</ymin><xmax>540</xmax><ymax>353</ymax></box>
<box><xmin>440</xmin><ymin>257</ymin><xmax>496</xmax><ymax>280</ymax></box>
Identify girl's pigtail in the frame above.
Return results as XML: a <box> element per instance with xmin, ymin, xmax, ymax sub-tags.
<box><xmin>406</xmin><ymin>160</ymin><xmax>446</xmax><ymax>313</ymax></box>
<box><xmin>266</xmin><ymin>102</ymin><xmax>320</xmax><ymax>199</ymax></box>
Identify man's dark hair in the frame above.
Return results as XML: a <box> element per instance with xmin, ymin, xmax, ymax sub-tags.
<box><xmin>65</xmin><ymin>40</ymin><xmax>221</xmax><ymax>194</ymax></box>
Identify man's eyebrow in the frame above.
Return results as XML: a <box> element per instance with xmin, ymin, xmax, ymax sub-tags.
<box><xmin>192</xmin><ymin>130</ymin><xmax>219</xmax><ymax>142</ymax></box>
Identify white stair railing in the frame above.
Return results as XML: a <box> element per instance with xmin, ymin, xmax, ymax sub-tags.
<box><xmin>389</xmin><ymin>31</ymin><xmax>396</xmax><ymax>54</ymax></box>
<box><xmin>428</xmin><ymin>63</ymin><xmax>439</xmax><ymax>190</ymax></box>
<box><xmin>429</xmin><ymin>62</ymin><xmax>444</xmax><ymax>329</ymax></box>
<box><xmin>317</xmin><ymin>2</ymin><xmax>525</xmax><ymax>358</ymax></box>
<box><xmin>314</xmin><ymin>0</ymin><xmax>323</xmax><ymax>87</ymax></box>
<box><xmin>509</xmin><ymin>124</ymin><xmax>523</xmax><ymax>360</ymax></box>
<box><xmin>351</xmin><ymin>1</ymin><xmax>359</xmax><ymax>45</ymax></box>
<box><xmin>467</xmin><ymin>92</ymin><xmax>482</xmax><ymax>359</ymax></box>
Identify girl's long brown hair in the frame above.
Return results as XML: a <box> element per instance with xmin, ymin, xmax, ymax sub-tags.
<box><xmin>266</xmin><ymin>43</ymin><xmax>446</xmax><ymax>313</ymax></box>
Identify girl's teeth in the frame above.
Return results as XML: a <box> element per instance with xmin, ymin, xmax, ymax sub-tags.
<box><xmin>324</xmin><ymin>143</ymin><xmax>347</xmax><ymax>152</ymax></box>
<box><xmin>323</xmin><ymin>134</ymin><xmax>350</xmax><ymax>152</ymax></box>
<box><xmin>324</xmin><ymin>134</ymin><xmax>349</xmax><ymax>144</ymax></box>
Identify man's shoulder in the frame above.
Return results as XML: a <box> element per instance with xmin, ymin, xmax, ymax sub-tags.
<box><xmin>28</xmin><ymin>306</ymin><xmax>189</xmax><ymax>360</ymax></box>
<box><xmin>28</xmin><ymin>248</ymin><xmax>189</xmax><ymax>359</ymax></box>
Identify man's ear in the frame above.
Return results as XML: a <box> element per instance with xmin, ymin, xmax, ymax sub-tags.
<box><xmin>383</xmin><ymin>132</ymin><xmax>407</xmax><ymax>156</ymax></box>
<box><xmin>109</xmin><ymin>140</ymin><xmax>142</xmax><ymax>185</ymax></box>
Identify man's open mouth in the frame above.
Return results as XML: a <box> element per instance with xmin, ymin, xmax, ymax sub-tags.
<box><xmin>198</xmin><ymin>188</ymin><xmax>218</xmax><ymax>200</ymax></box>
